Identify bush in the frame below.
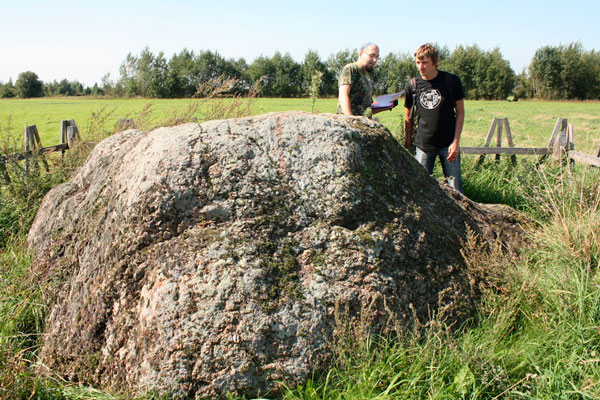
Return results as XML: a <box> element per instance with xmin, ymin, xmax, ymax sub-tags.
<box><xmin>15</xmin><ymin>71</ymin><xmax>44</xmax><ymax>98</ymax></box>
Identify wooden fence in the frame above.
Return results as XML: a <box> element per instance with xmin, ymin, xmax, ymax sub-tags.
<box><xmin>1</xmin><ymin>116</ymin><xmax>599</xmax><ymax>185</ymax></box>
<box><xmin>461</xmin><ymin>117</ymin><xmax>600</xmax><ymax>167</ymax></box>
<box><xmin>0</xmin><ymin>117</ymin><xmax>142</xmax><ymax>183</ymax></box>
<box><xmin>0</xmin><ymin>120</ymin><xmax>81</xmax><ymax>183</ymax></box>
<box><xmin>0</xmin><ymin>117</ymin><xmax>145</xmax><ymax>181</ymax></box>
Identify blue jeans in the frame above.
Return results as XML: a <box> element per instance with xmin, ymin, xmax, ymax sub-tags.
<box><xmin>415</xmin><ymin>147</ymin><xmax>463</xmax><ymax>193</ymax></box>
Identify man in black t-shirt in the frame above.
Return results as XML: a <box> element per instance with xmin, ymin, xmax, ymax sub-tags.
<box><xmin>404</xmin><ymin>43</ymin><xmax>465</xmax><ymax>193</ymax></box>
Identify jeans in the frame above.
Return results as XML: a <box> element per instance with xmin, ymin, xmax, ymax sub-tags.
<box><xmin>415</xmin><ymin>147</ymin><xmax>463</xmax><ymax>193</ymax></box>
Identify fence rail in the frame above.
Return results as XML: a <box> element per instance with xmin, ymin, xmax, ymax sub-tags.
<box><xmin>0</xmin><ymin>119</ymin><xmax>80</xmax><ymax>183</ymax></box>
<box><xmin>461</xmin><ymin>117</ymin><xmax>600</xmax><ymax>168</ymax></box>
<box><xmin>569</xmin><ymin>150</ymin><xmax>600</xmax><ymax>167</ymax></box>
<box><xmin>1</xmin><ymin>116</ymin><xmax>599</xmax><ymax>185</ymax></box>
<box><xmin>461</xmin><ymin>147</ymin><xmax>549</xmax><ymax>155</ymax></box>
<box><xmin>0</xmin><ymin>143</ymin><xmax>69</xmax><ymax>163</ymax></box>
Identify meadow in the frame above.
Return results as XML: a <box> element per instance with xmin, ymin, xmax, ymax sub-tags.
<box><xmin>1</xmin><ymin>97</ymin><xmax>599</xmax><ymax>154</ymax></box>
<box><xmin>1</xmin><ymin>97</ymin><xmax>600</xmax><ymax>399</ymax></box>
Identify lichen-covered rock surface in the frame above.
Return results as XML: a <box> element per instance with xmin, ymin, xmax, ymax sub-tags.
<box><xmin>28</xmin><ymin>111</ymin><xmax>525</xmax><ymax>398</ymax></box>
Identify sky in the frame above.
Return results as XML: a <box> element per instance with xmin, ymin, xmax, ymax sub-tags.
<box><xmin>2</xmin><ymin>0</ymin><xmax>599</xmax><ymax>87</ymax></box>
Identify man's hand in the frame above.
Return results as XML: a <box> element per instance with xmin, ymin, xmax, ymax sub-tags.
<box><xmin>448</xmin><ymin>99</ymin><xmax>465</xmax><ymax>162</ymax></box>
<box><xmin>447</xmin><ymin>141</ymin><xmax>460</xmax><ymax>162</ymax></box>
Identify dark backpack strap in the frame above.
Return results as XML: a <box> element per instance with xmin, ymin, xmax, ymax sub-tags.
<box><xmin>408</xmin><ymin>76</ymin><xmax>417</xmax><ymax>120</ymax></box>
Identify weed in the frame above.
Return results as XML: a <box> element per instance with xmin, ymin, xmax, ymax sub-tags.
<box><xmin>280</xmin><ymin>162</ymin><xmax>600</xmax><ymax>399</ymax></box>
<box><xmin>193</xmin><ymin>74</ymin><xmax>262</xmax><ymax>122</ymax></box>
<box><xmin>309</xmin><ymin>71</ymin><xmax>323</xmax><ymax>113</ymax></box>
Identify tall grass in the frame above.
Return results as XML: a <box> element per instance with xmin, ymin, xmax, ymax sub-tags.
<box><xmin>1</xmin><ymin>92</ymin><xmax>600</xmax><ymax>398</ymax></box>
<box><xmin>0</xmin><ymin>82</ymin><xmax>262</xmax><ymax>399</ymax></box>
<box><xmin>0</xmin><ymin>236</ymin><xmax>66</xmax><ymax>398</ymax></box>
<box><xmin>282</xmin><ymin>161</ymin><xmax>600</xmax><ymax>399</ymax></box>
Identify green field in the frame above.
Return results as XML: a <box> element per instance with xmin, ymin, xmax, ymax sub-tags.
<box><xmin>2</xmin><ymin>96</ymin><xmax>600</xmax><ymax>399</ymax></box>
<box><xmin>1</xmin><ymin>97</ymin><xmax>599</xmax><ymax>154</ymax></box>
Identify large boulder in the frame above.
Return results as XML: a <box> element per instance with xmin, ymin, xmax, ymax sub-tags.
<box><xmin>28</xmin><ymin>111</ymin><xmax>525</xmax><ymax>398</ymax></box>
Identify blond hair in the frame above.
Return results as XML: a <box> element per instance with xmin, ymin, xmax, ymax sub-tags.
<box><xmin>414</xmin><ymin>43</ymin><xmax>439</xmax><ymax>65</ymax></box>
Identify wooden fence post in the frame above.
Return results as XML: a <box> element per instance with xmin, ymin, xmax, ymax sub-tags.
<box><xmin>551</xmin><ymin>119</ymin><xmax>570</xmax><ymax>163</ymax></box>
<box><xmin>60</xmin><ymin>120</ymin><xmax>69</xmax><ymax>154</ymax></box>
<box><xmin>475</xmin><ymin>117</ymin><xmax>518</xmax><ymax>166</ymax></box>
<box><xmin>61</xmin><ymin>119</ymin><xmax>81</xmax><ymax>149</ymax></box>
<box><xmin>495</xmin><ymin>118</ymin><xmax>504</xmax><ymax>162</ymax></box>
<box><xmin>118</xmin><ymin>118</ymin><xmax>135</xmax><ymax>131</ymax></box>
<box><xmin>546</xmin><ymin>118</ymin><xmax>566</xmax><ymax>149</ymax></box>
<box><xmin>476</xmin><ymin>117</ymin><xmax>498</xmax><ymax>166</ymax></box>
<box><xmin>567</xmin><ymin>124</ymin><xmax>575</xmax><ymax>167</ymax></box>
<box><xmin>503</xmin><ymin>118</ymin><xmax>518</xmax><ymax>166</ymax></box>
<box><xmin>24</xmin><ymin>125</ymin><xmax>32</xmax><ymax>174</ymax></box>
<box><xmin>67</xmin><ymin>123</ymin><xmax>80</xmax><ymax>149</ymax></box>
<box><xmin>23</xmin><ymin>125</ymin><xmax>49</xmax><ymax>174</ymax></box>
<box><xmin>538</xmin><ymin>118</ymin><xmax>566</xmax><ymax>164</ymax></box>
<box><xmin>33</xmin><ymin>125</ymin><xmax>49</xmax><ymax>172</ymax></box>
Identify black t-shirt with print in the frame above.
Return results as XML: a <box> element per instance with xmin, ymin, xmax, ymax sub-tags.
<box><xmin>404</xmin><ymin>71</ymin><xmax>465</xmax><ymax>152</ymax></box>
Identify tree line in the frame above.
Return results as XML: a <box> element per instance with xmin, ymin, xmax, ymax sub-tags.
<box><xmin>2</xmin><ymin>42</ymin><xmax>599</xmax><ymax>100</ymax></box>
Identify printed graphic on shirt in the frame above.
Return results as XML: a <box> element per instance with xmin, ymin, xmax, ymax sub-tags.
<box><xmin>419</xmin><ymin>89</ymin><xmax>442</xmax><ymax>110</ymax></box>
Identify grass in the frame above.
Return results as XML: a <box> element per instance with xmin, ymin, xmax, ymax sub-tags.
<box><xmin>1</xmin><ymin>98</ymin><xmax>599</xmax><ymax>154</ymax></box>
<box><xmin>1</xmin><ymin>97</ymin><xmax>600</xmax><ymax>399</ymax></box>
<box><xmin>282</xmin><ymin>161</ymin><xmax>600</xmax><ymax>399</ymax></box>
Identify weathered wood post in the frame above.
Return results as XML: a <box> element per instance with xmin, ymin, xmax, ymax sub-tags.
<box><xmin>24</xmin><ymin>125</ymin><xmax>49</xmax><ymax>174</ymax></box>
<box><xmin>476</xmin><ymin>117</ymin><xmax>499</xmax><ymax>166</ymax></box>
<box><xmin>567</xmin><ymin>123</ymin><xmax>575</xmax><ymax>167</ymax></box>
<box><xmin>503</xmin><ymin>118</ymin><xmax>518</xmax><ymax>166</ymax></box>
<box><xmin>60</xmin><ymin>120</ymin><xmax>69</xmax><ymax>154</ymax></box>
<box><xmin>34</xmin><ymin>125</ymin><xmax>49</xmax><ymax>172</ymax></box>
<box><xmin>67</xmin><ymin>126</ymin><xmax>80</xmax><ymax>149</ymax></box>
<box><xmin>24</xmin><ymin>125</ymin><xmax>34</xmax><ymax>174</ymax></box>
<box><xmin>118</xmin><ymin>118</ymin><xmax>135</xmax><ymax>131</ymax></box>
<box><xmin>61</xmin><ymin>119</ymin><xmax>81</xmax><ymax>149</ymax></box>
<box><xmin>474</xmin><ymin>117</ymin><xmax>518</xmax><ymax>166</ymax></box>
<box><xmin>551</xmin><ymin>118</ymin><xmax>569</xmax><ymax>163</ymax></box>
<box><xmin>495</xmin><ymin>117</ymin><xmax>503</xmax><ymax>163</ymax></box>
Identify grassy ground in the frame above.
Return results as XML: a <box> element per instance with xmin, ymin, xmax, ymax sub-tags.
<box><xmin>281</xmin><ymin>160</ymin><xmax>600</xmax><ymax>400</ymax></box>
<box><xmin>1</xmin><ymin>97</ymin><xmax>600</xmax><ymax>399</ymax></box>
<box><xmin>1</xmin><ymin>97</ymin><xmax>599</xmax><ymax>154</ymax></box>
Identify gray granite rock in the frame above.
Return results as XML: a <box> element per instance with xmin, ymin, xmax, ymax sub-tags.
<box><xmin>28</xmin><ymin>111</ymin><xmax>525</xmax><ymax>398</ymax></box>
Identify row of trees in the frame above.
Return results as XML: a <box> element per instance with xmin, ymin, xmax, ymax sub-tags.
<box><xmin>0</xmin><ymin>74</ymin><xmax>102</xmax><ymax>98</ymax></box>
<box><xmin>82</xmin><ymin>46</ymin><xmax>515</xmax><ymax>99</ymax></box>
<box><xmin>2</xmin><ymin>42</ymin><xmax>598</xmax><ymax>100</ymax></box>
<box><xmin>527</xmin><ymin>42</ymin><xmax>600</xmax><ymax>99</ymax></box>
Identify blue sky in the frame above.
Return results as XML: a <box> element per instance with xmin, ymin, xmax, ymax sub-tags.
<box><xmin>2</xmin><ymin>0</ymin><xmax>599</xmax><ymax>86</ymax></box>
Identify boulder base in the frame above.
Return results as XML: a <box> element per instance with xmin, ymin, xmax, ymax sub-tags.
<box><xmin>28</xmin><ymin>112</ymin><xmax>525</xmax><ymax>398</ymax></box>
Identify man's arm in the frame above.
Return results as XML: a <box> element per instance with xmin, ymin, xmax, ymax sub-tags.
<box><xmin>447</xmin><ymin>98</ymin><xmax>465</xmax><ymax>162</ymax></box>
<box><xmin>404</xmin><ymin>106</ymin><xmax>414</xmax><ymax>149</ymax></box>
<box><xmin>338</xmin><ymin>84</ymin><xmax>353</xmax><ymax>116</ymax></box>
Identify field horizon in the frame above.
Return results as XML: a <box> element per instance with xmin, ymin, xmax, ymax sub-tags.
<box><xmin>1</xmin><ymin>96</ymin><xmax>599</xmax><ymax>156</ymax></box>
